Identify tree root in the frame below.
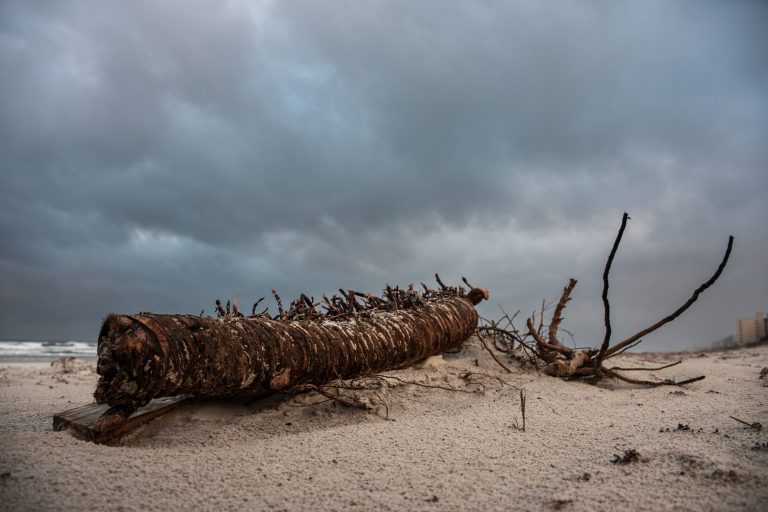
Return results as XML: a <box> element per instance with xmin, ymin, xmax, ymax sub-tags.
<box><xmin>292</xmin><ymin>370</ymin><xmax>497</xmax><ymax>419</ymax></box>
<box><xmin>477</xmin><ymin>213</ymin><xmax>733</xmax><ymax>387</ymax></box>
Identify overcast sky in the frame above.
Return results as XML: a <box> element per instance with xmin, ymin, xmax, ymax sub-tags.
<box><xmin>1</xmin><ymin>0</ymin><xmax>766</xmax><ymax>350</ymax></box>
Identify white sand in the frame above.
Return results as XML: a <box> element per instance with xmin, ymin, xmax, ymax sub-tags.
<box><xmin>1</xmin><ymin>342</ymin><xmax>766</xmax><ymax>511</ymax></box>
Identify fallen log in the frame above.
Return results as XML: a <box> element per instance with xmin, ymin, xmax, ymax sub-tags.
<box><xmin>93</xmin><ymin>282</ymin><xmax>488</xmax><ymax>427</ymax></box>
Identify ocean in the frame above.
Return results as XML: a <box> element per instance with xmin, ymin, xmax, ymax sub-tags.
<box><xmin>0</xmin><ymin>339</ymin><xmax>97</xmax><ymax>360</ymax></box>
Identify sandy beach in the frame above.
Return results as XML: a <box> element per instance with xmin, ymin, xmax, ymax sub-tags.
<box><xmin>1</xmin><ymin>340</ymin><xmax>766</xmax><ymax>511</ymax></box>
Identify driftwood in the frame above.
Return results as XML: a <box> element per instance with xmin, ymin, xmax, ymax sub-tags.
<box><xmin>93</xmin><ymin>279</ymin><xmax>488</xmax><ymax>428</ymax></box>
<box><xmin>53</xmin><ymin>396</ymin><xmax>191</xmax><ymax>444</ymax></box>
<box><xmin>479</xmin><ymin>213</ymin><xmax>733</xmax><ymax>386</ymax></box>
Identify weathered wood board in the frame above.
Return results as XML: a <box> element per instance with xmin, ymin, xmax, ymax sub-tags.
<box><xmin>53</xmin><ymin>396</ymin><xmax>191</xmax><ymax>444</ymax></box>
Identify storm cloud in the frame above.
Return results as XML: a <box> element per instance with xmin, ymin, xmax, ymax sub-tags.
<box><xmin>1</xmin><ymin>0</ymin><xmax>766</xmax><ymax>349</ymax></box>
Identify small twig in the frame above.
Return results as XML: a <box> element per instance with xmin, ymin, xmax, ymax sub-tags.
<box><xmin>372</xmin><ymin>390</ymin><xmax>389</xmax><ymax>419</ymax></box>
<box><xmin>372</xmin><ymin>374</ymin><xmax>476</xmax><ymax>394</ymax></box>
<box><xmin>458</xmin><ymin>371</ymin><xmax>514</xmax><ymax>389</ymax></box>
<box><xmin>251</xmin><ymin>298</ymin><xmax>265</xmax><ymax>316</ymax></box>
<box><xmin>313</xmin><ymin>385</ymin><xmax>373</xmax><ymax>410</ymax></box>
<box><xmin>499</xmin><ymin>308</ymin><xmax>521</xmax><ymax>333</ymax></box>
<box><xmin>520</xmin><ymin>389</ymin><xmax>526</xmax><ymax>432</ymax></box>
<box><xmin>477</xmin><ymin>331</ymin><xmax>513</xmax><ymax>373</ymax></box>
<box><xmin>272</xmin><ymin>289</ymin><xmax>285</xmax><ymax>319</ymax></box>
<box><xmin>603</xmin><ymin>368</ymin><xmax>704</xmax><ymax>387</ymax></box>
<box><xmin>610</xmin><ymin>360</ymin><xmax>682</xmax><ymax>372</ymax></box>
<box><xmin>729</xmin><ymin>416</ymin><xmax>763</xmax><ymax>431</ymax></box>
<box><xmin>559</xmin><ymin>327</ymin><xmax>577</xmax><ymax>347</ymax></box>
<box><xmin>295</xmin><ymin>371</ymin><xmax>482</xmax><ymax>418</ymax></box>
<box><xmin>675</xmin><ymin>375</ymin><xmax>706</xmax><ymax>386</ymax></box>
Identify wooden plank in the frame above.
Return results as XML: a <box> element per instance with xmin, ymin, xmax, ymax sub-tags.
<box><xmin>53</xmin><ymin>396</ymin><xmax>191</xmax><ymax>444</ymax></box>
<box><xmin>56</xmin><ymin>403</ymin><xmax>107</xmax><ymax>423</ymax></box>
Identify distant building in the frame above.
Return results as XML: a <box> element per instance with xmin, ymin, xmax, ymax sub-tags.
<box><xmin>735</xmin><ymin>311</ymin><xmax>767</xmax><ymax>344</ymax></box>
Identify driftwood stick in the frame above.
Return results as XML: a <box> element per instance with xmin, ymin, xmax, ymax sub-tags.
<box><xmin>603</xmin><ymin>368</ymin><xmax>704</xmax><ymax>387</ymax></box>
<box><xmin>729</xmin><ymin>415</ymin><xmax>763</xmax><ymax>430</ymax></box>
<box><xmin>676</xmin><ymin>375</ymin><xmax>706</xmax><ymax>385</ymax></box>
<box><xmin>595</xmin><ymin>212</ymin><xmax>630</xmax><ymax>369</ymax></box>
<box><xmin>729</xmin><ymin>416</ymin><xmax>753</xmax><ymax>427</ymax></box>
<box><xmin>604</xmin><ymin>235</ymin><xmax>734</xmax><ymax>358</ymax></box>
<box><xmin>610</xmin><ymin>360</ymin><xmax>681</xmax><ymax>372</ymax></box>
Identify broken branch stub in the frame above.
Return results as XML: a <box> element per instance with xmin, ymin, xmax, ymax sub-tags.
<box><xmin>95</xmin><ymin>283</ymin><xmax>488</xmax><ymax>417</ymax></box>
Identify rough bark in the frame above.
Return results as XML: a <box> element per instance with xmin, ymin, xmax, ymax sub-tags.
<box><xmin>95</xmin><ymin>287</ymin><xmax>487</xmax><ymax>415</ymax></box>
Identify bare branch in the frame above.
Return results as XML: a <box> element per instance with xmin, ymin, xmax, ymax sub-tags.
<box><xmin>603</xmin><ymin>368</ymin><xmax>704</xmax><ymax>387</ymax></box>
<box><xmin>610</xmin><ymin>360</ymin><xmax>681</xmax><ymax>372</ymax></box>
<box><xmin>595</xmin><ymin>212</ymin><xmax>630</xmax><ymax>367</ymax></box>
<box><xmin>605</xmin><ymin>235</ymin><xmax>734</xmax><ymax>358</ymax></box>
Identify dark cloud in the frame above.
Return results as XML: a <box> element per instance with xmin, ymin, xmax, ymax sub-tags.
<box><xmin>1</xmin><ymin>0</ymin><xmax>766</xmax><ymax>349</ymax></box>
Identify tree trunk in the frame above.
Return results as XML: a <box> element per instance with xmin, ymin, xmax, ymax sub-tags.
<box><xmin>95</xmin><ymin>289</ymin><xmax>487</xmax><ymax>415</ymax></box>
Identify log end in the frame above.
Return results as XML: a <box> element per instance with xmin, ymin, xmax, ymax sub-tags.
<box><xmin>94</xmin><ymin>314</ymin><xmax>162</xmax><ymax>413</ymax></box>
